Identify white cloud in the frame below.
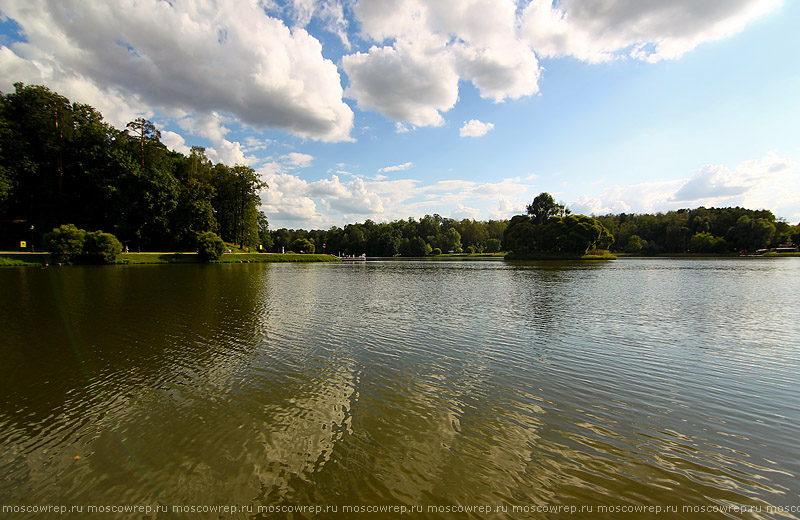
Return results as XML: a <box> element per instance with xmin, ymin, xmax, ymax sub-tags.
<box><xmin>490</xmin><ymin>198</ymin><xmax>524</xmax><ymax>220</ymax></box>
<box><xmin>177</xmin><ymin>113</ymin><xmax>231</xmax><ymax>143</ymax></box>
<box><xmin>284</xmin><ymin>0</ymin><xmax>351</xmax><ymax>49</ymax></box>
<box><xmin>378</xmin><ymin>162</ymin><xmax>413</xmax><ymax>173</ymax></box>
<box><xmin>257</xmin><ymin>168</ymin><xmax>538</xmax><ymax>228</ymax></box>
<box><xmin>343</xmin><ymin>39</ymin><xmax>460</xmax><ymax>127</ymax></box>
<box><xmin>344</xmin><ymin>0</ymin><xmax>540</xmax><ymax>127</ymax></box>
<box><xmin>161</xmin><ymin>131</ymin><xmax>191</xmax><ymax>155</ymax></box>
<box><xmin>206</xmin><ymin>139</ymin><xmax>251</xmax><ymax>167</ymax></box>
<box><xmin>283</xmin><ymin>152</ymin><xmax>315</xmax><ymax>168</ymax></box>
<box><xmin>521</xmin><ymin>0</ymin><xmax>782</xmax><ymax>63</ymax></box>
<box><xmin>312</xmin><ymin>176</ymin><xmax>385</xmax><ymax>214</ymax></box>
<box><xmin>451</xmin><ymin>203</ymin><xmax>480</xmax><ymax>220</ymax></box>
<box><xmin>459</xmin><ymin>119</ymin><xmax>494</xmax><ymax>137</ymax></box>
<box><xmin>568</xmin><ymin>151</ymin><xmax>799</xmax><ymax>217</ymax></box>
<box><xmin>0</xmin><ymin>0</ymin><xmax>354</xmax><ymax>141</ymax></box>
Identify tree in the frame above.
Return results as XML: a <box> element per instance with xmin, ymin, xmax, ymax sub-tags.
<box><xmin>45</xmin><ymin>224</ymin><xmax>86</xmax><ymax>263</ymax></box>
<box><xmin>503</xmin><ymin>212</ymin><xmax>613</xmax><ymax>257</ymax></box>
<box><xmin>484</xmin><ymin>238</ymin><xmax>502</xmax><ymax>253</ymax></box>
<box><xmin>257</xmin><ymin>211</ymin><xmax>273</xmax><ymax>251</ymax></box>
<box><xmin>527</xmin><ymin>192</ymin><xmax>567</xmax><ymax>225</ymax></box>
<box><xmin>197</xmin><ymin>231</ymin><xmax>225</xmax><ymax>261</ymax></box>
<box><xmin>690</xmin><ymin>232</ymin><xmax>727</xmax><ymax>253</ymax></box>
<box><xmin>125</xmin><ymin>118</ymin><xmax>161</xmax><ymax>169</ymax></box>
<box><xmin>624</xmin><ymin>235</ymin><xmax>645</xmax><ymax>253</ymax></box>
<box><xmin>439</xmin><ymin>227</ymin><xmax>462</xmax><ymax>253</ymax></box>
<box><xmin>83</xmin><ymin>230</ymin><xmax>123</xmax><ymax>264</ymax></box>
<box><xmin>212</xmin><ymin>164</ymin><xmax>266</xmax><ymax>247</ymax></box>
<box><xmin>729</xmin><ymin>215</ymin><xmax>775</xmax><ymax>251</ymax></box>
<box><xmin>291</xmin><ymin>237</ymin><xmax>315</xmax><ymax>253</ymax></box>
<box><xmin>172</xmin><ymin>178</ymin><xmax>217</xmax><ymax>248</ymax></box>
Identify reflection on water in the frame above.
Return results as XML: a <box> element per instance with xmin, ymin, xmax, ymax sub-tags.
<box><xmin>1</xmin><ymin>259</ymin><xmax>799</xmax><ymax>517</ymax></box>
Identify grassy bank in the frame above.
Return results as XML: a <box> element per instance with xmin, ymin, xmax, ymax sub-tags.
<box><xmin>118</xmin><ymin>252</ymin><xmax>341</xmax><ymax>264</ymax></box>
<box><xmin>505</xmin><ymin>250</ymin><xmax>617</xmax><ymax>261</ymax></box>
<box><xmin>0</xmin><ymin>253</ymin><xmax>50</xmax><ymax>266</ymax></box>
<box><xmin>0</xmin><ymin>252</ymin><xmax>341</xmax><ymax>266</ymax></box>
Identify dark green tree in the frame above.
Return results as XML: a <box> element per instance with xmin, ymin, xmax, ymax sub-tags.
<box><xmin>291</xmin><ymin>237</ymin><xmax>315</xmax><ymax>253</ymax></box>
<box><xmin>83</xmin><ymin>230</ymin><xmax>123</xmax><ymax>264</ymax></box>
<box><xmin>45</xmin><ymin>224</ymin><xmax>86</xmax><ymax>263</ymax></box>
<box><xmin>197</xmin><ymin>231</ymin><xmax>225</xmax><ymax>261</ymax></box>
<box><xmin>526</xmin><ymin>192</ymin><xmax>568</xmax><ymax>225</ymax></box>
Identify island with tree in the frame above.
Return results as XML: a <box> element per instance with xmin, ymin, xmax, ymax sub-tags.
<box><xmin>501</xmin><ymin>193</ymin><xmax>616</xmax><ymax>259</ymax></box>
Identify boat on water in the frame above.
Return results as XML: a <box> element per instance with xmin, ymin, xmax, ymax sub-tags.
<box><xmin>341</xmin><ymin>254</ymin><xmax>366</xmax><ymax>261</ymax></box>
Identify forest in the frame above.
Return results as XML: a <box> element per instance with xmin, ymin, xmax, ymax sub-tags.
<box><xmin>0</xmin><ymin>83</ymin><xmax>265</xmax><ymax>252</ymax></box>
<box><xmin>2</xmin><ymin>83</ymin><xmax>797</xmax><ymax>257</ymax></box>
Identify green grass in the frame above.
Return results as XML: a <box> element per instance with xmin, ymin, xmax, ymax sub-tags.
<box><xmin>505</xmin><ymin>250</ymin><xmax>617</xmax><ymax>261</ymax></box>
<box><xmin>1</xmin><ymin>252</ymin><xmax>341</xmax><ymax>266</ymax></box>
<box><xmin>0</xmin><ymin>257</ymin><xmax>37</xmax><ymax>266</ymax></box>
<box><xmin>0</xmin><ymin>253</ymin><xmax>50</xmax><ymax>266</ymax></box>
<box><xmin>211</xmin><ymin>253</ymin><xmax>340</xmax><ymax>263</ymax></box>
<box><xmin>581</xmin><ymin>251</ymin><xmax>618</xmax><ymax>260</ymax></box>
<box><xmin>116</xmin><ymin>252</ymin><xmax>340</xmax><ymax>264</ymax></box>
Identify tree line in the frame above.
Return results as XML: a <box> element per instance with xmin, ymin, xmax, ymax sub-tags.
<box><xmin>269</xmin><ymin>193</ymin><xmax>799</xmax><ymax>257</ymax></box>
<box><xmin>267</xmin><ymin>215</ymin><xmax>508</xmax><ymax>257</ymax></box>
<box><xmin>594</xmin><ymin>206</ymin><xmax>799</xmax><ymax>254</ymax></box>
<box><xmin>0</xmin><ymin>83</ymin><xmax>265</xmax><ymax>251</ymax></box>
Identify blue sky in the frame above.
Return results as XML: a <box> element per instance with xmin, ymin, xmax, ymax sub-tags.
<box><xmin>1</xmin><ymin>0</ymin><xmax>798</xmax><ymax>229</ymax></box>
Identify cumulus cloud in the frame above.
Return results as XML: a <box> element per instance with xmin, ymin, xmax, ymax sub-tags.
<box><xmin>0</xmin><ymin>0</ymin><xmax>354</xmax><ymax>141</ymax></box>
<box><xmin>344</xmin><ymin>0</ymin><xmax>540</xmax><ymax>126</ymax></box>
<box><xmin>520</xmin><ymin>0</ymin><xmax>782</xmax><ymax>63</ymax></box>
<box><xmin>161</xmin><ymin>131</ymin><xmax>191</xmax><ymax>156</ymax></box>
<box><xmin>257</xmin><ymin>168</ymin><xmax>537</xmax><ymax>228</ymax></box>
<box><xmin>459</xmin><ymin>119</ymin><xmax>494</xmax><ymax>137</ymax></box>
<box><xmin>343</xmin><ymin>39</ymin><xmax>460</xmax><ymax>127</ymax></box>
<box><xmin>283</xmin><ymin>152</ymin><xmax>315</xmax><ymax>168</ymax></box>
<box><xmin>451</xmin><ymin>203</ymin><xmax>481</xmax><ymax>220</ymax></box>
<box><xmin>206</xmin><ymin>139</ymin><xmax>252</xmax><ymax>167</ymax></box>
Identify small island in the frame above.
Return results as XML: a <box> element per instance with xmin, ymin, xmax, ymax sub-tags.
<box><xmin>502</xmin><ymin>193</ymin><xmax>616</xmax><ymax>260</ymax></box>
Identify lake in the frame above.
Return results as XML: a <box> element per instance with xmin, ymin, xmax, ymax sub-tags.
<box><xmin>1</xmin><ymin>258</ymin><xmax>799</xmax><ymax>518</ymax></box>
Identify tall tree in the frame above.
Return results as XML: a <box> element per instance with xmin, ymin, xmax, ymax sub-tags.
<box><xmin>526</xmin><ymin>192</ymin><xmax>567</xmax><ymax>225</ymax></box>
<box><xmin>125</xmin><ymin>118</ymin><xmax>161</xmax><ymax>169</ymax></box>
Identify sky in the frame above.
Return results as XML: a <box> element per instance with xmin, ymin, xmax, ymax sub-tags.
<box><xmin>1</xmin><ymin>0</ymin><xmax>798</xmax><ymax>229</ymax></box>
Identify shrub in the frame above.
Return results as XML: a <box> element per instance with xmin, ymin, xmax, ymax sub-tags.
<box><xmin>45</xmin><ymin>224</ymin><xmax>86</xmax><ymax>264</ymax></box>
<box><xmin>197</xmin><ymin>231</ymin><xmax>225</xmax><ymax>261</ymax></box>
<box><xmin>431</xmin><ymin>247</ymin><xmax>442</xmax><ymax>255</ymax></box>
<box><xmin>291</xmin><ymin>238</ymin><xmax>315</xmax><ymax>254</ymax></box>
<box><xmin>84</xmin><ymin>231</ymin><xmax>123</xmax><ymax>264</ymax></box>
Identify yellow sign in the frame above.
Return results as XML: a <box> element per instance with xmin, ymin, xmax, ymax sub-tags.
<box><xmin>20</xmin><ymin>241</ymin><xmax>27</xmax><ymax>248</ymax></box>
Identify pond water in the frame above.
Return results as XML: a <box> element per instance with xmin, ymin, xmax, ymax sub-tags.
<box><xmin>1</xmin><ymin>258</ymin><xmax>799</xmax><ymax>518</ymax></box>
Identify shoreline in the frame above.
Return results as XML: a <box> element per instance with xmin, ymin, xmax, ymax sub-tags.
<box><xmin>0</xmin><ymin>252</ymin><xmax>341</xmax><ymax>266</ymax></box>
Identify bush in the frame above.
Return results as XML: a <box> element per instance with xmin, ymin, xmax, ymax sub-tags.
<box><xmin>45</xmin><ymin>224</ymin><xmax>86</xmax><ymax>264</ymax></box>
<box><xmin>197</xmin><ymin>231</ymin><xmax>225</xmax><ymax>261</ymax></box>
<box><xmin>431</xmin><ymin>247</ymin><xmax>442</xmax><ymax>255</ymax></box>
<box><xmin>84</xmin><ymin>231</ymin><xmax>123</xmax><ymax>264</ymax></box>
<box><xmin>291</xmin><ymin>238</ymin><xmax>315</xmax><ymax>254</ymax></box>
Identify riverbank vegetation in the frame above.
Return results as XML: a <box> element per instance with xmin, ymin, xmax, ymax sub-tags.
<box><xmin>595</xmin><ymin>206</ymin><xmax>799</xmax><ymax>255</ymax></box>
<box><xmin>0</xmin><ymin>83</ymin><xmax>266</xmax><ymax>254</ymax></box>
<box><xmin>268</xmin><ymin>214</ymin><xmax>507</xmax><ymax>257</ymax></box>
